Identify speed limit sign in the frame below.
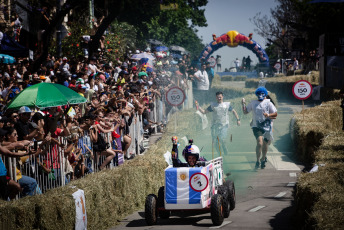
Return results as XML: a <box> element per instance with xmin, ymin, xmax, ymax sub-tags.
<box><xmin>292</xmin><ymin>80</ymin><xmax>313</xmax><ymax>100</ymax></box>
<box><xmin>166</xmin><ymin>86</ymin><xmax>185</xmax><ymax>106</ymax></box>
<box><xmin>274</xmin><ymin>62</ymin><xmax>281</xmax><ymax>70</ymax></box>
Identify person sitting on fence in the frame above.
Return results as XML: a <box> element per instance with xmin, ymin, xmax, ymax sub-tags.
<box><xmin>92</xmin><ymin>111</ymin><xmax>116</xmax><ymax>170</ymax></box>
<box><xmin>65</xmin><ymin>135</ymin><xmax>82</xmax><ymax>180</ymax></box>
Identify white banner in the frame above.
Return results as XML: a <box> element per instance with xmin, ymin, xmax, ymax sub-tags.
<box><xmin>72</xmin><ymin>189</ymin><xmax>87</xmax><ymax>230</ymax></box>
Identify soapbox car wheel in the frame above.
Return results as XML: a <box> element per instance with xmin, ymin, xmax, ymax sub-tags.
<box><xmin>158</xmin><ymin>186</ymin><xmax>170</xmax><ymax>219</ymax></box>
<box><xmin>145</xmin><ymin>194</ymin><xmax>158</xmax><ymax>225</ymax></box>
<box><xmin>211</xmin><ymin>194</ymin><xmax>224</xmax><ymax>226</ymax></box>
<box><xmin>217</xmin><ymin>185</ymin><xmax>230</xmax><ymax>218</ymax></box>
<box><xmin>225</xmin><ymin>180</ymin><xmax>236</xmax><ymax>210</ymax></box>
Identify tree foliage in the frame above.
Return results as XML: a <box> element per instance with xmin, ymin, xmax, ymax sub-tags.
<box><xmin>250</xmin><ymin>0</ymin><xmax>344</xmax><ymax>58</ymax></box>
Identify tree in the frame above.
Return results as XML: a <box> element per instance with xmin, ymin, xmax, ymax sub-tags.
<box><xmin>250</xmin><ymin>0</ymin><xmax>344</xmax><ymax>58</ymax></box>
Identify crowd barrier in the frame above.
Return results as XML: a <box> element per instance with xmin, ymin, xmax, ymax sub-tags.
<box><xmin>0</xmin><ymin>82</ymin><xmax>194</xmax><ymax>199</ymax></box>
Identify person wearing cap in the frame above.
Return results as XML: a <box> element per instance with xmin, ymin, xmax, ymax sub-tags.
<box><xmin>59</xmin><ymin>57</ymin><xmax>70</xmax><ymax>75</ymax></box>
<box><xmin>242</xmin><ymin>87</ymin><xmax>277</xmax><ymax>169</ymax></box>
<box><xmin>14</xmin><ymin>106</ymin><xmax>42</xmax><ymax>141</ymax></box>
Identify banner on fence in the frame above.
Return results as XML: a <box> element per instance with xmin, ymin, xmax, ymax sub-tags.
<box><xmin>72</xmin><ymin>189</ymin><xmax>87</xmax><ymax>230</ymax></box>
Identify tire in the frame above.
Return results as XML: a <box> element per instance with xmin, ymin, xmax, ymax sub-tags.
<box><xmin>210</xmin><ymin>194</ymin><xmax>224</xmax><ymax>226</ymax></box>
<box><xmin>217</xmin><ymin>185</ymin><xmax>230</xmax><ymax>218</ymax></box>
<box><xmin>225</xmin><ymin>180</ymin><xmax>236</xmax><ymax>210</ymax></box>
<box><xmin>145</xmin><ymin>194</ymin><xmax>158</xmax><ymax>225</ymax></box>
<box><xmin>157</xmin><ymin>186</ymin><xmax>170</xmax><ymax>219</ymax></box>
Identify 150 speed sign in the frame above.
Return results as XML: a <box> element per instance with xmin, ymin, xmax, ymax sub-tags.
<box><xmin>292</xmin><ymin>80</ymin><xmax>313</xmax><ymax>100</ymax></box>
<box><xmin>166</xmin><ymin>86</ymin><xmax>185</xmax><ymax>106</ymax></box>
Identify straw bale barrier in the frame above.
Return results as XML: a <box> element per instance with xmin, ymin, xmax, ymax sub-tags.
<box><xmin>221</xmin><ymin>75</ymin><xmax>233</xmax><ymax>81</ymax></box>
<box><xmin>0</xmin><ymin>138</ymin><xmax>169</xmax><ymax>229</ymax></box>
<box><xmin>292</xmin><ymin>100</ymin><xmax>344</xmax><ymax>229</ymax></box>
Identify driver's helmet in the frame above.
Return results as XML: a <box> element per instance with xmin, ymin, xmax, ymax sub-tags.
<box><xmin>182</xmin><ymin>144</ymin><xmax>200</xmax><ymax>162</ymax></box>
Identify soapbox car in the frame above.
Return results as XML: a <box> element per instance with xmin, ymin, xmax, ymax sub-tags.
<box><xmin>145</xmin><ymin>156</ymin><xmax>235</xmax><ymax>226</ymax></box>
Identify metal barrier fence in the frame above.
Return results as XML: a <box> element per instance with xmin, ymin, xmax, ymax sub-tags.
<box><xmin>0</xmin><ymin>82</ymin><xmax>194</xmax><ymax>199</ymax></box>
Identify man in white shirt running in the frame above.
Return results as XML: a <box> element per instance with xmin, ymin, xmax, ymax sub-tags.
<box><xmin>242</xmin><ymin>87</ymin><xmax>277</xmax><ymax>169</ymax></box>
<box><xmin>197</xmin><ymin>91</ymin><xmax>240</xmax><ymax>156</ymax></box>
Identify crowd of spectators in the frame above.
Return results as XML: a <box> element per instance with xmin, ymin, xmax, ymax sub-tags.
<box><xmin>0</xmin><ymin>46</ymin><xmax>214</xmax><ymax>200</ymax></box>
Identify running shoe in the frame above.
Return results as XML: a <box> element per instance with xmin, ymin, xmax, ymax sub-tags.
<box><xmin>261</xmin><ymin>159</ymin><xmax>266</xmax><ymax>169</ymax></box>
<box><xmin>255</xmin><ymin>161</ymin><xmax>260</xmax><ymax>169</ymax></box>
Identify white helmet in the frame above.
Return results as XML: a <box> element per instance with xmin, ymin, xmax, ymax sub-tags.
<box><xmin>182</xmin><ymin>144</ymin><xmax>200</xmax><ymax>162</ymax></box>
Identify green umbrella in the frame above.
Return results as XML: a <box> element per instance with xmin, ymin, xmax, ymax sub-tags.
<box><xmin>7</xmin><ymin>83</ymin><xmax>87</xmax><ymax>109</ymax></box>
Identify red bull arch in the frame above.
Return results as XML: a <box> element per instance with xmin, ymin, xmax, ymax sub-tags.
<box><xmin>199</xmin><ymin>30</ymin><xmax>270</xmax><ymax>67</ymax></box>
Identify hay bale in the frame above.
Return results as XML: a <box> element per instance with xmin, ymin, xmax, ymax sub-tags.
<box><xmin>221</xmin><ymin>75</ymin><xmax>233</xmax><ymax>81</ymax></box>
<box><xmin>234</xmin><ymin>75</ymin><xmax>247</xmax><ymax>81</ymax></box>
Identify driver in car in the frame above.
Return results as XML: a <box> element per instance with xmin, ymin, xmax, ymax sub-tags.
<box><xmin>171</xmin><ymin>137</ymin><xmax>205</xmax><ymax>167</ymax></box>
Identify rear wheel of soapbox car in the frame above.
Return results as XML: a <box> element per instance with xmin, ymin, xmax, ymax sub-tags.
<box><xmin>217</xmin><ymin>185</ymin><xmax>230</xmax><ymax>218</ymax></box>
<box><xmin>210</xmin><ymin>194</ymin><xmax>225</xmax><ymax>226</ymax></box>
<box><xmin>145</xmin><ymin>194</ymin><xmax>158</xmax><ymax>225</ymax></box>
<box><xmin>225</xmin><ymin>180</ymin><xmax>236</xmax><ymax>210</ymax></box>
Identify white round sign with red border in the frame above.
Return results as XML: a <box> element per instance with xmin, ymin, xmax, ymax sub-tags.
<box><xmin>189</xmin><ymin>173</ymin><xmax>208</xmax><ymax>192</ymax></box>
<box><xmin>292</xmin><ymin>80</ymin><xmax>313</xmax><ymax>100</ymax></box>
<box><xmin>274</xmin><ymin>62</ymin><xmax>281</xmax><ymax>70</ymax></box>
<box><xmin>166</xmin><ymin>86</ymin><xmax>185</xmax><ymax>106</ymax></box>
<box><xmin>207</xmin><ymin>57</ymin><xmax>216</xmax><ymax>68</ymax></box>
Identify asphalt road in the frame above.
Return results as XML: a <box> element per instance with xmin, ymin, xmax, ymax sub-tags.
<box><xmin>109</xmin><ymin>83</ymin><xmax>312</xmax><ymax>230</ymax></box>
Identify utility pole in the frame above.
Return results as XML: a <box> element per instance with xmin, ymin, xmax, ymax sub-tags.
<box><xmin>89</xmin><ymin>0</ymin><xmax>94</xmax><ymax>29</ymax></box>
<box><xmin>56</xmin><ymin>0</ymin><xmax>62</xmax><ymax>57</ymax></box>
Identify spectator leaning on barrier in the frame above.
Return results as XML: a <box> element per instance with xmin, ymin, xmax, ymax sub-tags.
<box><xmin>242</xmin><ymin>87</ymin><xmax>277</xmax><ymax>169</ymax></box>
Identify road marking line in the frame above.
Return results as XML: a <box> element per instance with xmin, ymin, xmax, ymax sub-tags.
<box><xmin>289</xmin><ymin>172</ymin><xmax>297</xmax><ymax>177</ymax></box>
<box><xmin>287</xmin><ymin>182</ymin><xmax>296</xmax><ymax>187</ymax></box>
<box><xmin>248</xmin><ymin>206</ymin><xmax>266</xmax><ymax>212</ymax></box>
<box><xmin>209</xmin><ymin>221</ymin><xmax>232</xmax><ymax>229</ymax></box>
<box><xmin>275</xmin><ymin>192</ymin><xmax>287</xmax><ymax>198</ymax></box>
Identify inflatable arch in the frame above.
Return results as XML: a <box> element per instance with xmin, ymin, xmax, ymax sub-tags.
<box><xmin>199</xmin><ymin>30</ymin><xmax>270</xmax><ymax>67</ymax></box>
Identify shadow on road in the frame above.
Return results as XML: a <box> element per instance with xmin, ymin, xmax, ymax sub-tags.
<box><xmin>123</xmin><ymin>211</ymin><xmax>214</xmax><ymax>228</ymax></box>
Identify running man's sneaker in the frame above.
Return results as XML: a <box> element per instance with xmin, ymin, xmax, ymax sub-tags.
<box><xmin>255</xmin><ymin>161</ymin><xmax>260</xmax><ymax>169</ymax></box>
<box><xmin>261</xmin><ymin>160</ymin><xmax>266</xmax><ymax>169</ymax></box>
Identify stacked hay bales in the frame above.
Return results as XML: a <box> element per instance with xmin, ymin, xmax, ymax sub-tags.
<box><xmin>293</xmin><ymin>100</ymin><xmax>344</xmax><ymax>229</ymax></box>
<box><xmin>0</xmin><ymin>139</ymin><xmax>169</xmax><ymax>229</ymax></box>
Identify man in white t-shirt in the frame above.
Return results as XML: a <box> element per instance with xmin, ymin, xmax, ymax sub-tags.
<box><xmin>87</xmin><ymin>56</ymin><xmax>101</xmax><ymax>76</ymax></box>
<box><xmin>242</xmin><ymin>87</ymin><xmax>277</xmax><ymax>169</ymax></box>
<box><xmin>197</xmin><ymin>92</ymin><xmax>240</xmax><ymax>156</ymax></box>
<box><xmin>193</xmin><ymin>63</ymin><xmax>209</xmax><ymax>105</ymax></box>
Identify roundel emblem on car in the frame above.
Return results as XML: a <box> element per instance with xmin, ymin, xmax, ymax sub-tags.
<box><xmin>180</xmin><ymin>173</ymin><xmax>186</xmax><ymax>181</ymax></box>
<box><xmin>189</xmin><ymin>173</ymin><xmax>208</xmax><ymax>192</ymax></box>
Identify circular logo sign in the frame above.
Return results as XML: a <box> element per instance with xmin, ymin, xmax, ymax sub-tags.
<box><xmin>207</xmin><ymin>57</ymin><xmax>216</xmax><ymax>68</ymax></box>
<box><xmin>292</xmin><ymin>80</ymin><xmax>313</xmax><ymax>100</ymax></box>
<box><xmin>189</xmin><ymin>173</ymin><xmax>209</xmax><ymax>192</ymax></box>
<box><xmin>166</xmin><ymin>86</ymin><xmax>185</xmax><ymax>106</ymax></box>
<box><xmin>274</xmin><ymin>62</ymin><xmax>281</xmax><ymax>70</ymax></box>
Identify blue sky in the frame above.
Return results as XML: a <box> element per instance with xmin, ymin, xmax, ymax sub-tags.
<box><xmin>196</xmin><ymin>0</ymin><xmax>279</xmax><ymax>71</ymax></box>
